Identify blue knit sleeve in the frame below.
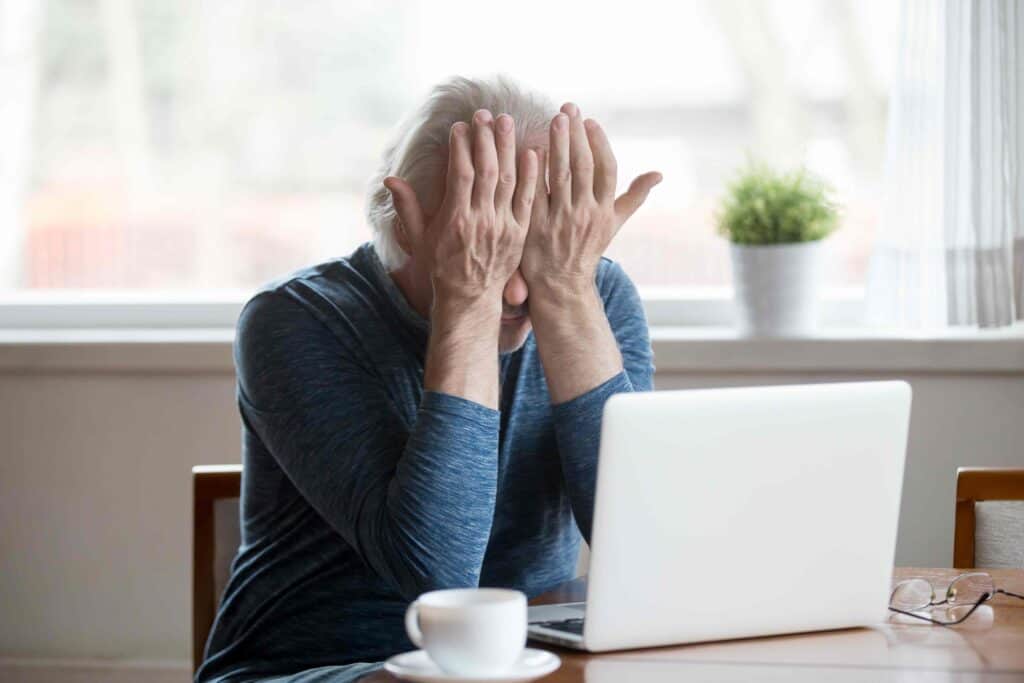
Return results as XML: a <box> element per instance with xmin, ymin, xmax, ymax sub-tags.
<box><xmin>234</xmin><ymin>290</ymin><xmax>499</xmax><ymax>601</ymax></box>
<box><xmin>552</xmin><ymin>260</ymin><xmax>654</xmax><ymax>541</ymax></box>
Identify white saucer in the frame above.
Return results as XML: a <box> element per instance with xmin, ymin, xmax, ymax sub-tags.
<box><xmin>383</xmin><ymin>648</ymin><xmax>560</xmax><ymax>683</ymax></box>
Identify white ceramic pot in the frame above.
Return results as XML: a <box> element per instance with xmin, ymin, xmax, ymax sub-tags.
<box><xmin>729</xmin><ymin>241</ymin><xmax>823</xmax><ymax>337</ymax></box>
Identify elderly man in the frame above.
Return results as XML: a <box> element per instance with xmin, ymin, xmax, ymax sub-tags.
<box><xmin>197</xmin><ymin>75</ymin><xmax>660</xmax><ymax>682</ymax></box>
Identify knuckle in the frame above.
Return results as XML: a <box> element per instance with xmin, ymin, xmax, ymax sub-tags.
<box><xmin>450</xmin><ymin>210</ymin><xmax>471</xmax><ymax>231</ymax></box>
<box><xmin>499</xmin><ymin>171</ymin><xmax>516</xmax><ymax>185</ymax></box>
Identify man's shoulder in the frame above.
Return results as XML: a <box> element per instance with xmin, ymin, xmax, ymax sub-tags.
<box><xmin>236</xmin><ymin>242</ymin><xmax>388</xmax><ymax>346</ymax></box>
<box><xmin>593</xmin><ymin>257</ymin><xmax>649</xmax><ymax>343</ymax></box>
<box><xmin>255</xmin><ymin>241</ymin><xmax>377</xmax><ymax>299</ymax></box>
<box><xmin>595</xmin><ymin>257</ymin><xmax>639</xmax><ymax>302</ymax></box>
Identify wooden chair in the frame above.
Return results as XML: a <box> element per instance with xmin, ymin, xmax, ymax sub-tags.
<box><xmin>192</xmin><ymin>464</ymin><xmax>243</xmax><ymax>673</ymax></box>
<box><xmin>953</xmin><ymin>467</ymin><xmax>1024</xmax><ymax>568</ymax></box>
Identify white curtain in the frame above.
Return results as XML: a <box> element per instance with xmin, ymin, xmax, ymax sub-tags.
<box><xmin>867</xmin><ymin>0</ymin><xmax>1023</xmax><ymax>329</ymax></box>
<box><xmin>0</xmin><ymin>0</ymin><xmax>40</xmax><ymax>288</ymax></box>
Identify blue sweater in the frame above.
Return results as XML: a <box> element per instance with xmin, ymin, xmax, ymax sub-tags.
<box><xmin>197</xmin><ymin>243</ymin><xmax>654</xmax><ymax>681</ymax></box>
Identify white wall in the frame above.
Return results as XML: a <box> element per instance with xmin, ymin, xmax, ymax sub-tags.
<box><xmin>1</xmin><ymin>371</ymin><xmax>237</xmax><ymax>660</ymax></box>
<box><xmin>1</xmin><ymin>340</ymin><xmax>1022</xmax><ymax>668</ymax></box>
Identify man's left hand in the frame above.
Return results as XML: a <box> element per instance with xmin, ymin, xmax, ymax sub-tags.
<box><xmin>519</xmin><ymin>102</ymin><xmax>659</xmax><ymax>404</ymax></box>
<box><xmin>521</xmin><ymin>102</ymin><xmax>661</xmax><ymax>297</ymax></box>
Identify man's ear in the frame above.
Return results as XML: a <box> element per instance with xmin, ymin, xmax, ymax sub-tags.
<box><xmin>384</xmin><ymin>176</ymin><xmax>425</xmax><ymax>254</ymax></box>
<box><xmin>394</xmin><ymin>217</ymin><xmax>413</xmax><ymax>255</ymax></box>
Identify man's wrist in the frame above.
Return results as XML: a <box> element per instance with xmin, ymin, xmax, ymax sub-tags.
<box><xmin>527</xmin><ymin>278</ymin><xmax>603</xmax><ymax>326</ymax></box>
<box><xmin>431</xmin><ymin>289</ymin><xmax>503</xmax><ymax>331</ymax></box>
<box><xmin>425</xmin><ymin>289</ymin><xmax>503</xmax><ymax>409</ymax></box>
<box><xmin>527</xmin><ymin>274</ymin><xmax>624</xmax><ymax>404</ymax></box>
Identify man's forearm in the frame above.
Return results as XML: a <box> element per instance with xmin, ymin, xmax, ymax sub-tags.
<box><xmin>424</xmin><ymin>296</ymin><xmax>503</xmax><ymax>409</ymax></box>
<box><xmin>532</xmin><ymin>279</ymin><xmax>632</xmax><ymax>542</ymax></box>
<box><xmin>529</xmin><ymin>282</ymin><xmax>624</xmax><ymax>404</ymax></box>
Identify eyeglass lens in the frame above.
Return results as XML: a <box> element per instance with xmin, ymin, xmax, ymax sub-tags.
<box><xmin>890</xmin><ymin>578</ymin><xmax>935</xmax><ymax>611</ymax></box>
<box><xmin>947</xmin><ymin>572</ymin><xmax>995</xmax><ymax>606</ymax></box>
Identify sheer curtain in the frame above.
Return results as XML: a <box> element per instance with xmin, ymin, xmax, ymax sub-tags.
<box><xmin>867</xmin><ymin>0</ymin><xmax>1023</xmax><ymax>329</ymax></box>
<box><xmin>0</xmin><ymin>0</ymin><xmax>40</xmax><ymax>288</ymax></box>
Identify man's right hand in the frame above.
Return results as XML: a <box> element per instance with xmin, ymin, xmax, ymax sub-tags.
<box><xmin>385</xmin><ymin>109</ymin><xmax>538</xmax><ymax>313</ymax></box>
<box><xmin>383</xmin><ymin>110</ymin><xmax>537</xmax><ymax>408</ymax></box>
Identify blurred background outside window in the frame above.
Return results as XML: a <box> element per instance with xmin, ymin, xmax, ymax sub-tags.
<box><xmin>0</xmin><ymin>0</ymin><xmax>897</xmax><ymax>298</ymax></box>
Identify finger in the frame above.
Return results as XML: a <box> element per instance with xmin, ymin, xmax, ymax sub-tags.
<box><xmin>563</xmin><ymin>103</ymin><xmax>594</xmax><ymax>203</ymax></box>
<box><xmin>531</xmin><ymin>146</ymin><xmax>549</xmax><ymax>229</ymax></box>
<box><xmin>548</xmin><ymin>112</ymin><xmax>571</xmax><ymax>210</ymax></box>
<box><xmin>383</xmin><ymin>175</ymin><xmax>425</xmax><ymax>250</ymax></box>
<box><xmin>613</xmin><ymin>171</ymin><xmax>663</xmax><ymax>232</ymax></box>
<box><xmin>445</xmin><ymin>121</ymin><xmax>474</xmax><ymax>212</ymax></box>
<box><xmin>584</xmin><ymin>118</ymin><xmax>617</xmax><ymax>203</ymax></box>
<box><xmin>471</xmin><ymin>109</ymin><xmax>499</xmax><ymax>208</ymax></box>
<box><xmin>512</xmin><ymin>148</ymin><xmax>538</xmax><ymax>227</ymax></box>
<box><xmin>493</xmin><ymin>114</ymin><xmax>517</xmax><ymax>209</ymax></box>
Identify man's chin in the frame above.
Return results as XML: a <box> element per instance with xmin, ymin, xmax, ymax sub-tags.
<box><xmin>498</xmin><ymin>318</ymin><xmax>532</xmax><ymax>355</ymax></box>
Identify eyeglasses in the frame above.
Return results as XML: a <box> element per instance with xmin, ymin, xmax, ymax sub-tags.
<box><xmin>889</xmin><ymin>572</ymin><xmax>1024</xmax><ymax>626</ymax></box>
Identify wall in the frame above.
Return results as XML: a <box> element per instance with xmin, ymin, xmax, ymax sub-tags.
<box><xmin>1</xmin><ymin>336</ymin><xmax>1022</xmax><ymax>673</ymax></box>
<box><xmin>1</xmin><ymin>370</ymin><xmax>237</xmax><ymax>661</ymax></box>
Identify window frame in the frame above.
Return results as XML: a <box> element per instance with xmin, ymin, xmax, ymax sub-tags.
<box><xmin>0</xmin><ymin>287</ymin><xmax>867</xmax><ymax>330</ymax></box>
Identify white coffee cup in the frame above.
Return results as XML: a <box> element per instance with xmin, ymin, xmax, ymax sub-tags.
<box><xmin>404</xmin><ymin>587</ymin><xmax>527</xmax><ymax>676</ymax></box>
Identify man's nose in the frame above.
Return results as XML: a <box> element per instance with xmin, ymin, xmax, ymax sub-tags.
<box><xmin>503</xmin><ymin>269</ymin><xmax>529</xmax><ymax>308</ymax></box>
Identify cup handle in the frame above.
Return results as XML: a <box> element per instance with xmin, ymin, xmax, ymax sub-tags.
<box><xmin>404</xmin><ymin>600</ymin><xmax>423</xmax><ymax>648</ymax></box>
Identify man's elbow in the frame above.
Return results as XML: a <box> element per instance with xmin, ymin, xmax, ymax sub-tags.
<box><xmin>393</xmin><ymin>561</ymin><xmax>484</xmax><ymax>602</ymax></box>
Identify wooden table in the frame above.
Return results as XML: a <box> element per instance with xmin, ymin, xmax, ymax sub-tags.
<box><xmin>366</xmin><ymin>568</ymin><xmax>1024</xmax><ymax>682</ymax></box>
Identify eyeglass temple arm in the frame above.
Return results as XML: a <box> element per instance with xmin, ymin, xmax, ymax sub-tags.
<box><xmin>995</xmin><ymin>588</ymin><xmax>1024</xmax><ymax>600</ymax></box>
<box><xmin>888</xmin><ymin>593</ymin><xmax>991</xmax><ymax>627</ymax></box>
<box><xmin>887</xmin><ymin>605</ymin><xmax>972</xmax><ymax>626</ymax></box>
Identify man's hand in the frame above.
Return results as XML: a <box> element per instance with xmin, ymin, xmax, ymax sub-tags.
<box><xmin>523</xmin><ymin>103</ymin><xmax>661</xmax><ymax>404</ymax></box>
<box><xmin>386</xmin><ymin>109</ymin><xmax>538</xmax><ymax>310</ymax></box>
<box><xmin>521</xmin><ymin>103</ymin><xmax>661</xmax><ymax>296</ymax></box>
<box><xmin>385</xmin><ymin>110</ymin><xmax>538</xmax><ymax>408</ymax></box>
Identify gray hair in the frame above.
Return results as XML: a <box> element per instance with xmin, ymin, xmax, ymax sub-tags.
<box><xmin>365</xmin><ymin>74</ymin><xmax>557</xmax><ymax>270</ymax></box>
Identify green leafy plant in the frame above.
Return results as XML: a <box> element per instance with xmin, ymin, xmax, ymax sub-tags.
<box><xmin>716</xmin><ymin>163</ymin><xmax>839</xmax><ymax>245</ymax></box>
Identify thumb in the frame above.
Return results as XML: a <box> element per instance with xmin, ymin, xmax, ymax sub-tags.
<box><xmin>384</xmin><ymin>176</ymin><xmax>426</xmax><ymax>249</ymax></box>
<box><xmin>613</xmin><ymin>172</ymin><xmax>662</xmax><ymax>231</ymax></box>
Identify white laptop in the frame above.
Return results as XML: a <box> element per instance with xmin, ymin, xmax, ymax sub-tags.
<box><xmin>528</xmin><ymin>381</ymin><xmax>912</xmax><ymax>651</ymax></box>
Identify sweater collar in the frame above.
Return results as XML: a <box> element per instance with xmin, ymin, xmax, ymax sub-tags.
<box><xmin>362</xmin><ymin>243</ymin><xmax>431</xmax><ymax>340</ymax></box>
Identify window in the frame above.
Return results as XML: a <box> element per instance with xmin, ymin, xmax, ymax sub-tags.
<box><xmin>3</xmin><ymin>0</ymin><xmax>897</xmax><ymax>302</ymax></box>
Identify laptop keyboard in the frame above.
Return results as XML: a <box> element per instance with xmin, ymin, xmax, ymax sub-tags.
<box><xmin>530</xmin><ymin>617</ymin><xmax>584</xmax><ymax>635</ymax></box>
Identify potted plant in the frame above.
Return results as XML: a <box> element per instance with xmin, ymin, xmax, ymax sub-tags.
<box><xmin>716</xmin><ymin>164</ymin><xmax>839</xmax><ymax>336</ymax></box>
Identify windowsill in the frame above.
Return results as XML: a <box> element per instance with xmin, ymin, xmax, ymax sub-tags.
<box><xmin>649</xmin><ymin>326</ymin><xmax>1024</xmax><ymax>373</ymax></box>
<box><xmin>1</xmin><ymin>326</ymin><xmax>1022</xmax><ymax>374</ymax></box>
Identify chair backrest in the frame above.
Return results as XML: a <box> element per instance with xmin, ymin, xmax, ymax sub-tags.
<box><xmin>192</xmin><ymin>465</ymin><xmax>242</xmax><ymax>673</ymax></box>
<box><xmin>954</xmin><ymin>467</ymin><xmax>1024</xmax><ymax>568</ymax></box>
